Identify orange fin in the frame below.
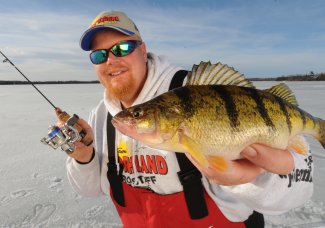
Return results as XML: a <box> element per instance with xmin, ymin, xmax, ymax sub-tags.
<box><xmin>288</xmin><ymin>135</ymin><xmax>309</xmax><ymax>156</ymax></box>
<box><xmin>178</xmin><ymin>130</ymin><xmax>208</xmax><ymax>167</ymax></box>
<box><xmin>207</xmin><ymin>156</ymin><xmax>229</xmax><ymax>172</ymax></box>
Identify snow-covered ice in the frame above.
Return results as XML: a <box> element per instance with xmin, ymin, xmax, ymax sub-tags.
<box><xmin>0</xmin><ymin>82</ymin><xmax>324</xmax><ymax>227</ymax></box>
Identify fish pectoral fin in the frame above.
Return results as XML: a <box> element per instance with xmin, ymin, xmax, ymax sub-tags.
<box><xmin>288</xmin><ymin>135</ymin><xmax>309</xmax><ymax>156</ymax></box>
<box><xmin>207</xmin><ymin>155</ymin><xmax>229</xmax><ymax>172</ymax></box>
<box><xmin>178</xmin><ymin>130</ymin><xmax>209</xmax><ymax>167</ymax></box>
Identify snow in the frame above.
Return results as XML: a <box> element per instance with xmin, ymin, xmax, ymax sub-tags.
<box><xmin>0</xmin><ymin>82</ymin><xmax>324</xmax><ymax>227</ymax></box>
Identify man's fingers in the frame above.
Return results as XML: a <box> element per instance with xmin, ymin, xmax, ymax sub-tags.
<box><xmin>185</xmin><ymin>144</ymin><xmax>294</xmax><ymax>185</ymax></box>
<box><xmin>185</xmin><ymin>153</ymin><xmax>264</xmax><ymax>185</ymax></box>
<box><xmin>77</xmin><ymin>118</ymin><xmax>93</xmax><ymax>134</ymax></box>
<box><xmin>241</xmin><ymin>144</ymin><xmax>294</xmax><ymax>175</ymax></box>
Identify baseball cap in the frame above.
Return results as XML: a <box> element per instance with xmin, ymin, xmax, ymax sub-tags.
<box><xmin>80</xmin><ymin>11</ymin><xmax>142</xmax><ymax>51</ymax></box>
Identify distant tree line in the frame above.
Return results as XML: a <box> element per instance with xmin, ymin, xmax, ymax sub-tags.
<box><xmin>0</xmin><ymin>80</ymin><xmax>100</xmax><ymax>85</ymax></box>
<box><xmin>275</xmin><ymin>72</ymin><xmax>325</xmax><ymax>81</ymax></box>
<box><xmin>250</xmin><ymin>71</ymin><xmax>325</xmax><ymax>81</ymax></box>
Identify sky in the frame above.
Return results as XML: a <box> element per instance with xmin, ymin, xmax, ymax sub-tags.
<box><xmin>0</xmin><ymin>0</ymin><xmax>325</xmax><ymax>81</ymax></box>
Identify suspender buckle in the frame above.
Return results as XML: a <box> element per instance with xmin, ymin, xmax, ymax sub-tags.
<box><xmin>177</xmin><ymin>168</ymin><xmax>202</xmax><ymax>186</ymax></box>
<box><xmin>177</xmin><ymin>168</ymin><xmax>208</xmax><ymax>219</ymax></box>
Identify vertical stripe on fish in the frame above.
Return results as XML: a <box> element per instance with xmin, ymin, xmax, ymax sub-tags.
<box><xmin>246</xmin><ymin>88</ymin><xmax>276</xmax><ymax>131</ymax></box>
<box><xmin>212</xmin><ymin>86</ymin><xmax>239</xmax><ymax>129</ymax></box>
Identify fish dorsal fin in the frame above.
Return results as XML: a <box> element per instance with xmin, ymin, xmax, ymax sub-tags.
<box><xmin>264</xmin><ymin>83</ymin><xmax>298</xmax><ymax>106</ymax></box>
<box><xmin>186</xmin><ymin>61</ymin><xmax>255</xmax><ymax>88</ymax></box>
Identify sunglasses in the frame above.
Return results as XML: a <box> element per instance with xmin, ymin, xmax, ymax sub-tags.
<box><xmin>89</xmin><ymin>40</ymin><xmax>142</xmax><ymax>65</ymax></box>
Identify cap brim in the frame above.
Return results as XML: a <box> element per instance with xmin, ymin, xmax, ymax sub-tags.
<box><xmin>80</xmin><ymin>25</ymin><xmax>135</xmax><ymax>51</ymax></box>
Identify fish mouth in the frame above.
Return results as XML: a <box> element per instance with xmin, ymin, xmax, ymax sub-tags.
<box><xmin>111</xmin><ymin>116</ymin><xmax>136</xmax><ymax>136</ymax></box>
<box><xmin>111</xmin><ymin>117</ymin><xmax>119</xmax><ymax>128</ymax></box>
<box><xmin>112</xmin><ymin>119</ymin><xmax>127</xmax><ymax>136</ymax></box>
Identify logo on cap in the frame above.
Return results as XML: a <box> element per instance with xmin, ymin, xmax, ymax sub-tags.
<box><xmin>91</xmin><ymin>16</ymin><xmax>120</xmax><ymax>28</ymax></box>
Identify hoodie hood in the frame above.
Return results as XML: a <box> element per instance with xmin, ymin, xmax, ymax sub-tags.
<box><xmin>104</xmin><ymin>53</ymin><xmax>181</xmax><ymax>116</ymax></box>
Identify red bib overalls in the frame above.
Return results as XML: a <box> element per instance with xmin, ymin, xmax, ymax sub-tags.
<box><xmin>110</xmin><ymin>182</ymin><xmax>245</xmax><ymax>228</ymax></box>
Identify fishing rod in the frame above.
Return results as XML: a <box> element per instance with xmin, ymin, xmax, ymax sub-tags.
<box><xmin>0</xmin><ymin>50</ymin><xmax>92</xmax><ymax>153</ymax></box>
<box><xmin>0</xmin><ymin>51</ymin><xmax>57</xmax><ymax>109</ymax></box>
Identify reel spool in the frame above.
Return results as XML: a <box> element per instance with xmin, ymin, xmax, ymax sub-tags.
<box><xmin>41</xmin><ymin>112</ymin><xmax>93</xmax><ymax>154</ymax></box>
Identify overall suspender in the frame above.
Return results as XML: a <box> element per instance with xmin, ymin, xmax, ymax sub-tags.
<box><xmin>106</xmin><ymin>111</ymin><xmax>125</xmax><ymax>206</ymax></box>
<box><xmin>169</xmin><ymin>70</ymin><xmax>209</xmax><ymax>219</ymax></box>
<box><xmin>106</xmin><ymin>70</ymin><xmax>208</xmax><ymax>219</ymax></box>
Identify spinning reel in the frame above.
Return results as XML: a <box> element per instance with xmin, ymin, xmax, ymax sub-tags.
<box><xmin>41</xmin><ymin>112</ymin><xmax>92</xmax><ymax>154</ymax></box>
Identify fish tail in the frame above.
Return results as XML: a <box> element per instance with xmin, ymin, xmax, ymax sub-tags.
<box><xmin>319</xmin><ymin>119</ymin><xmax>325</xmax><ymax>149</ymax></box>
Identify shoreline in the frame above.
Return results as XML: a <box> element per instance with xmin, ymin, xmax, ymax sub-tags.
<box><xmin>1</xmin><ymin>74</ymin><xmax>324</xmax><ymax>85</ymax></box>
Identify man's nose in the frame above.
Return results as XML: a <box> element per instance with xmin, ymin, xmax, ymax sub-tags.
<box><xmin>105</xmin><ymin>52</ymin><xmax>120</xmax><ymax>65</ymax></box>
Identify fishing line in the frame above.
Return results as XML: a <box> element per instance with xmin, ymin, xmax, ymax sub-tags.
<box><xmin>0</xmin><ymin>50</ymin><xmax>57</xmax><ymax>109</ymax></box>
<box><xmin>0</xmin><ymin>51</ymin><xmax>93</xmax><ymax>153</ymax></box>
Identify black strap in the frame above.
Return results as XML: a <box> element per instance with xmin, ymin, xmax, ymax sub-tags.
<box><xmin>169</xmin><ymin>70</ymin><xmax>188</xmax><ymax>90</ymax></box>
<box><xmin>170</xmin><ymin>70</ymin><xmax>209</xmax><ymax>219</ymax></box>
<box><xmin>244</xmin><ymin>211</ymin><xmax>265</xmax><ymax>228</ymax></box>
<box><xmin>106</xmin><ymin>112</ymin><xmax>125</xmax><ymax>207</ymax></box>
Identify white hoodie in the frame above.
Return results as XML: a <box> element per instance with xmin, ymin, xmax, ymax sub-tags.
<box><xmin>66</xmin><ymin>53</ymin><xmax>313</xmax><ymax>222</ymax></box>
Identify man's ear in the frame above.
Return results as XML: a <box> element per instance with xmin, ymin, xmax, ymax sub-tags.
<box><xmin>140</xmin><ymin>42</ymin><xmax>147</xmax><ymax>62</ymax></box>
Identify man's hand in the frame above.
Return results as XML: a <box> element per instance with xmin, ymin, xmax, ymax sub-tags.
<box><xmin>55</xmin><ymin>108</ymin><xmax>94</xmax><ymax>163</ymax></box>
<box><xmin>70</xmin><ymin>118</ymin><xmax>94</xmax><ymax>163</ymax></box>
<box><xmin>186</xmin><ymin>144</ymin><xmax>294</xmax><ymax>186</ymax></box>
<box><xmin>241</xmin><ymin>144</ymin><xmax>294</xmax><ymax>175</ymax></box>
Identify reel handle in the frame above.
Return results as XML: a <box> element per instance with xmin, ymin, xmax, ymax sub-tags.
<box><xmin>57</xmin><ymin>111</ymin><xmax>93</xmax><ymax>146</ymax></box>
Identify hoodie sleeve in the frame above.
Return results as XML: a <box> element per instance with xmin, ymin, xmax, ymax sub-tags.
<box><xmin>221</xmin><ymin>147</ymin><xmax>313</xmax><ymax>215</ymax></box>
<box><xmin>66</xmin><ymin>109</ymin><xmax>103</xmax><ymax>197</ymax></box>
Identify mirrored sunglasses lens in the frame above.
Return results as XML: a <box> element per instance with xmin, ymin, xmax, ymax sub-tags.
<box><xmin>111</xmin><ymin>41</ymin><xmax>137</xmax><ymax>57</ymax></box>
<box><xmin>90</xmin><ymin>50</ymin><xmax>107</xmax><ymax>64</ymax></box>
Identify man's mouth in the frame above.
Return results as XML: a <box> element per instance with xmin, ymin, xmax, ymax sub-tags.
<box><xmin>110</xmin><ymin>71</ymin><xmax>122</xmax><ymax>76</ymax></box>
<box><xmin>108</xmin><ymin>69</ymin><xmax>127</xmax><ymax>77</ymax></box>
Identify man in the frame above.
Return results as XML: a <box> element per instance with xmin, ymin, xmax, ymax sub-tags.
<box><xmin>64</xmin><ymin>10</ymin><xmax>313</xmax><ymax>227</ymax></box>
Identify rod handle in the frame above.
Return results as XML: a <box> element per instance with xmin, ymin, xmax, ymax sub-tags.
<box><xmin>58</xmin><ymin>111</ymin><xmax>93</xmax><ymax>146</ymax></box>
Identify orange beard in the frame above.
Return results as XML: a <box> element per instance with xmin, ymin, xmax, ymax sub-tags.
<box><xmin>106</xmin><ymin>76</ymin><xmax>135</xmax><ymax>103</ymax></box>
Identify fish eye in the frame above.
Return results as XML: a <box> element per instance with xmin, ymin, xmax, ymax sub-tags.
<box><xmin>132</xmin><ymin>107</ymin><xmax>143</xmax><ymax>118</ymax></box>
